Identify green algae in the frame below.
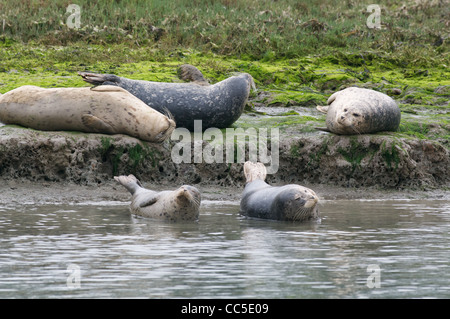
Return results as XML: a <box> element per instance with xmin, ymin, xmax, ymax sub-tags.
<box><xmin>266</xmin><ymin>90</ymin><xmax>327</xmax><ymax>107</ymax></box>
<box><xmin>0</xmin><ymin>43</ymin><xmax>448</xmax><ymax>147</ymax></box>
<box><xmin>99</xmin><ymin>136</ymin><xmax>159</xmax><ymax>176</ymax></box>
<box><xmin>380</xmin><ymin>141</ymin><xmax>401</xmax><ymax>170</ymax></box>
<box><xmin>337</xmin><ymin>137</ymin><xmax>371</xmax><ymax>172</ymax></box>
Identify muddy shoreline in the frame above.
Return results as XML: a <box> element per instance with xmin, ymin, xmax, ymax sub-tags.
<box><xmin>0</xmin><ymin>117</ymin><xmax>449</xmax><ymax>206</ymax></box>
<box><xmin>1</xmin><ymin>179</ymin><xmax>449</xmax><ymax>208</ymax></box>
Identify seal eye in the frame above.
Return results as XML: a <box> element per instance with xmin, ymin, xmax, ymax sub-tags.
<box><xmin>344</xmin><ymin>108</ymin><xmax>348</xmax><ymax>112</ymax></box>
<box><xmin>353</xmin><ymin>113</ymin><xmax>360</xmax><ymax>117</ymax></box>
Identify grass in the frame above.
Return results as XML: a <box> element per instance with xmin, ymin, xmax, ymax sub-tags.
<box><xmin>0</xmin><ymin>0</ymin><xmax>448</xmax><ymax>63</ymax></box>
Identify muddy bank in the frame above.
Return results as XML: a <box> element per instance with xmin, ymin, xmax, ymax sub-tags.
<box><xmin>1</xmin><ymin>175</ymin><xmax>449</xmax><ymax>208</ymax></box>
<box><xmin>0</xmin><ymin>123</ymin><xmax>448</xmax><ymax>199</ymax></box>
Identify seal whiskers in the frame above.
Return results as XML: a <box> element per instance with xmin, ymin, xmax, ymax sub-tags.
<box><xmin>293</xmin><ymin>206</ymin><xmax>314</xmax><ymax>222</ymax></box>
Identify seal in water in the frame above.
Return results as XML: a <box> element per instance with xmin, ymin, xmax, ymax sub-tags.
<box><xmin>114</xmin><ymin>174</ymin><xmax>201</xmax><ymax>221</ymax></box>
<box><xmin>78</xmin><ymin>64</ymin><xmax>255</xmax><ymax>131</ymax></box>
<box><xmin>316</xmin><ymin>87</ymin><xmax>401</xmax><ymax>135</ymax></box>
<box><xmin>240</xmin><ymin>162</ymin><xmax>319</xmax><ymax>222</ymax></box>
<box><xmin>0</xmin><ymin>85</ymin><xmax>175</xmax><ymax>143</ymax></box>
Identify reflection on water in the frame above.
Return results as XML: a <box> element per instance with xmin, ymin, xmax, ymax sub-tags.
<box><xmin>0</xmin><ymin>198</ymin><xmax>449</xmax><ymax>298</ymax></box>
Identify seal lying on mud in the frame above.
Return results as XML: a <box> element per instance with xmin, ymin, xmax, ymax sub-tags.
<box><xmin>114</xmin><ymin>174</ymin><xmax>201</xmax><ymax>221</ymax></box>
<box><xmin>316</xmin><ymin>87</ymin><xmax>401</xmax><ymax>135</ymax></box>
<box><xmin>78</xmin><ymin>64</ymin><xmax>255</xmax><ymax>131</ymax></box>
<box><xmin>0</xmin><ymin>85</ymin><xmax>175</xmax><ymax>143</ymax></box>
<box><xmin>240</xmin><ymin>162</ymin><xmax>319</xmax><ymax>222</ymax></box>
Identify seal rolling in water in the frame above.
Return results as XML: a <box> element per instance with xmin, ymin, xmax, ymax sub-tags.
<box><xmin>78</xmin><ymin>64</ymin><xmax>255</xmax><ymax>131</ymax></box>
<box><xmin>316</xmin><ymin>87</ymin><xmax>401</xmax><ymax>135</ymax></box>
<box><xmin>240</xmin><ymin>162</ymin><xmax>320</xmax><ymax>222</ymax></box>
<box><xmin>114</xmin><ymin>174</ymin><xmax>201</xmax><ymax>222</ymax></box>
<box><xmin>0</xmin><ymin>85</ymin><xmax>175</xmax><ymax>143</ymax></box>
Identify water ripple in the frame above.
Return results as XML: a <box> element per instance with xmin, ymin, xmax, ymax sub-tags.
<box><xmin>0</xmin><ymin>199</ymin><xmax>449</xmax><ymax>298</ymax></box>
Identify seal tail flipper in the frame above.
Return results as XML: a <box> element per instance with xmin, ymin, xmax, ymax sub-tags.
<box><xmin>78</xmin><ymin>71</ymin><xmax>120</xmax><ymax>86</ymax></box>
<box><xmin>114</xmin><ymin>174</ymin><xmax>143</xmax><ymax>195</ymax></box>
<box><xmin>177</xmin><ymin>64</ymin><xmax>209</xmax><ymax>86</ymax></box>
<box><xmin>243</xmin><ymin>161</ymin><xmax>267</xmax><ymax>183</ymax></box>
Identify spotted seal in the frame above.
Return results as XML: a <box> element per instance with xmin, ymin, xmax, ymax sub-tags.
<box><xmin>114</xmin><ymin>174</ymin><xmax>201</xmax><ymax>221</ymax></box>
<box><xmin>316</xmin><ymin>87</ymin><xmax>401</xmax><ymax>134</ymax></box>
<box><xmin>240</xmin><ymin>162</ymin><xmax>319</xmax><ymax>222</ymax></box>
<box><xmin>0</xmin><ymin>85</ymin><xmax>175</xmax><ymax>143</ymax></box>
<box><xmin>78</xmin><ymin>64</ymin><xmax>255</xmax><ymax>131</ymax></box>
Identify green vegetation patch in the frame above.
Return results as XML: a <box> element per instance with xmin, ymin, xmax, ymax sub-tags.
<box><xmin>338</xmin><ymin>137</ymin><xmax>369</xmax><ymax>172</ymax></box>
<box><xmin>100</xmin><ymin>137</ymin><xmax>159</xmax><ymax>176</ymax></box>
<box><xmin>380</xmin><ymin>141</ymin><xmax>401</xmax><ymax>170</ymax></box>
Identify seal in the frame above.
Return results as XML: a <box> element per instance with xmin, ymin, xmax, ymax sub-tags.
<box><xmin>240</xmin><ymin>162</ymin><xmax>319</xmax><ymax>222</ymax></box>
<box><xmin>78</xmin><ymin>64</ymin><xmax>255</xmax><ymax>131</ymax></box>
<box><xmin>114</xmin><ymin>174</ymin><xmax>201</xmax><ymax>221</ymax></box>
<box><xmin>316</xmin><ymin>87</ymin><xmax>401</xmax><ymax>135</ymax></box>
<box><xmin>0</xmin><ymin>85</ymin><xmax>175</xmax><ymax>143</ymax></box>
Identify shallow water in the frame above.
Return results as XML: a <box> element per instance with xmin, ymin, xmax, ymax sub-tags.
<box><xmin>0</xmin><ymin>198</ymin><xmax>449</xmax><ymax>298</ymax></box>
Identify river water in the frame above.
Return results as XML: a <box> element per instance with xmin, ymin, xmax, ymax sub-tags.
<box><xmin>0</xmin><ymin>197</ymin><xmax>449</xmax><ymax>299</ymax></box>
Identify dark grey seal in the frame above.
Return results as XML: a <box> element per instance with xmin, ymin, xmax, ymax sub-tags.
<box><xmin>79</xmin><ymin>65</ymin><xmax>255</xmax><ymax>131</ymax></box>
<box><xmin>240</xmin><ymin>162</ymin><xmax>320</xmax><ymax>222</ymax></box>
<box><xmin>316</xmin><ymin>87</ymin><xmax>401</xmax><ymax>135</ymax></box>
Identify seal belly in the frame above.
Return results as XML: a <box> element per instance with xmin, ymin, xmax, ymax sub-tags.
<box><xmin>240</xmin><ymin>180</ymin><xmax>319</xmax><ymax>221</ymax></box>
<box><xmin>241</xmin><ymin>182</ymin><xmax>296</xmax><ymax>220</ymax></box>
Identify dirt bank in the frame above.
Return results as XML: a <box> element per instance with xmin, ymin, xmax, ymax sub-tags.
<box><xmin>0</xmin><ymin>121</ymin><xmax>448</xmax><ymax>206</ymax></box>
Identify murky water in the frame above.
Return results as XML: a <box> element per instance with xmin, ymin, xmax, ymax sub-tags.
<box><xmin>0</xmin><ymin>198</ymin><xmax>449</xmax><ymax>298</ymax></box>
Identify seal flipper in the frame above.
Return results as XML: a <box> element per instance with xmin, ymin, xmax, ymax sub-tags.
<box><xmin>138</xmin><ymin>195</ymin><xmax>158</xmax><ymax>208</ymax></box>
<box><xmin>327</xmin><ymin>92</ymin><xmax>338</xmax><ymax>105</ymax></box>
<box><xmin>316</xmin><ymin>105</ymin><xmax>329</xmax><ymax>114</ymax></box>
<box><xmin>78</xmin><ymin>71</ymin><xmax>121</xmax><ymax>86</ymax></box>
<box><xmin>243</xmin><ymin>161</ymin><xmax>267</xmax><ymax>183</ymax></box>
<box><xmin>177</xmin><ymin>64</ymin><xmax>210</xmax><ymax>86</ymax></box>
<box><xmin>81</xmin><ymin>114</ymin><xmax>115</xmax><ymax>134</ymax></box>
<box><xmin>114</xmin><ymin>174</ymin><xmax>143</xmax><ymax>195</ymax></box>
<box><xmin>315</xmin><ymin>127</ymin><xmax>331</xmax><ymax>133</ymax></box>
<box><xmin>90</xmin><ymin>85</ymin><xmax>128</xmax><ymax>93</ymax></box>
